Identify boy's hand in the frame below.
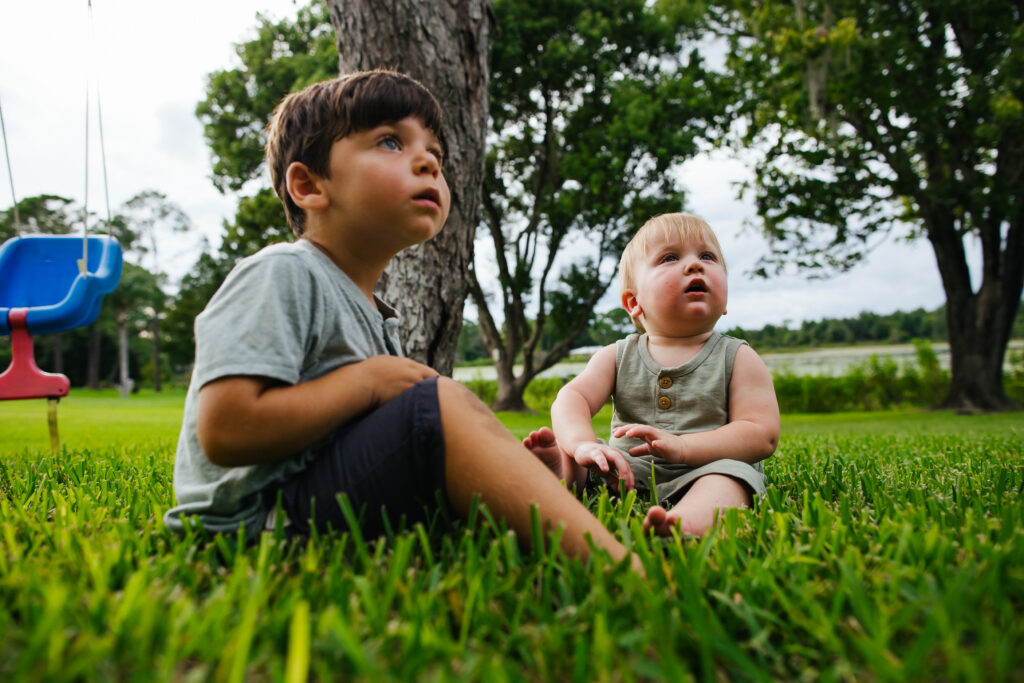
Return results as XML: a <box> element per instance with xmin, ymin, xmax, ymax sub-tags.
<box><xmin>611</xmin><ymin>424</ymin><xmax>688</xmax><ymax>465</ymax></box>
<box><xmin>359</xmin><ymin>355</ymin><xmax>439</xmax><ymax>407</ymax></box>
<box><xmin>571</xmin><ymin>442</ymin><xmax>634</xmax><ymax>493</ymax></box>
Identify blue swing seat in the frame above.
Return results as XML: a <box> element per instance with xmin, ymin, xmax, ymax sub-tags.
<box><xmin>0</xmin><ymin>234</ymin><xmax>123</xmax><ymax>336</ymax></box>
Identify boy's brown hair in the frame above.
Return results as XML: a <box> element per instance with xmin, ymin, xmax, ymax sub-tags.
<box><xmin>265</xmin><ymin>69</ymin><xmax>445</xmax><ymax>236</ymax></box>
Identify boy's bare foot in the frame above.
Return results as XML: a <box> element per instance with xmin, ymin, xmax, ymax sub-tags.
<box><xmin>643</xmin><ymin>504</ymin><xmax>683</xmax><ymax>537</ymax></box>
<box><xmin>523</xmin><ymin>427</ymin><xmax>564</xmax><ymax>478</ymax></box>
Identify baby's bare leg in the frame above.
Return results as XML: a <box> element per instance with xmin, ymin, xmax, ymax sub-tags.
<box><xmin>437</xmin><ymin>378</ymin><xmax>632</xmax><ymax>566</ymax></box>
<box><xmin>643</xmin><ymin>474</ymin><xmax>752</xmax><ymax>537</ymax></box>
<box><xmin>522</xmin><ymin>427</ymin><xmax>588</xmax><ymax>493</ymax></box>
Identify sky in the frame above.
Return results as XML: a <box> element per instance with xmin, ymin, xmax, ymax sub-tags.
<box><xmin>1</xmin><ymin>0</ymin><xmax>970</xmax><ymax>332</ymax></box>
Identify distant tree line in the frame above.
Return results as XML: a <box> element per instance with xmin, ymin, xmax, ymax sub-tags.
<box><xmin>727</xmin><ymin>307</ymin><xmax>978</xmax><ymax>352</ymax></box>
<box><xmin>727</xmin><ymin>305</ymin><xmax>1024</xmax><ymax>352</ymax></box>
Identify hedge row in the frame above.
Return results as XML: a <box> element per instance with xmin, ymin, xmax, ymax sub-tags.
<box><xmin>461</xmin><ymin>341</ymin><xmax>1024</xmax><ymax>413</ymax></box>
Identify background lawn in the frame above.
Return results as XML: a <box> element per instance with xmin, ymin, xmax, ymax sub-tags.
<box><xmin>1</xmin><ymin>392</ymin><xmax>1021</xmax><ymax>681</ymax></box>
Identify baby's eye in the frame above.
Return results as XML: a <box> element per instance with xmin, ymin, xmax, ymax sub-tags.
<box><xmin>378</xmin><ymin>136</ymin><xmax>401</xmax><ymax>151</ymax></box>
<box><xmin>659</xmin><ymin>253</ymin><xmax>679</xmax><ymax>264</ymax></box>
<box><xmin>700</xmin><ymin>251</ymin><xmax>718</xmax><ymax>262</ymax></box>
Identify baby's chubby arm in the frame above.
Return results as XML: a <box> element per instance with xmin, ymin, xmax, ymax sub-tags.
<box><xmin>612</xmin><ymin>344</ymin><xmax>780</xmax><ymax>467</ymax></box>
<box><xmin>197</xmin><ymin>355</ymin><xmax>438</xmax><ymax>467</ymax></box>
<box><xmin>550</xmin><ymin>344</ymin><xmax>635</xmax><ymax>491</ymax></box>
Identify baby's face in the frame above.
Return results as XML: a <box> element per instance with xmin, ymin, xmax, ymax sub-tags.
<box><xmin>623</xmin><ymin>232</ymin><xmax>728</xmax><ymax>337</ymax></box>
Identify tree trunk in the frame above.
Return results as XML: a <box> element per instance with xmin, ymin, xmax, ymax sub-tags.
<box><xmin>490</xmin><ymin>360</ymin><xmax>530</xmax><ymax>412</ymax></box>
<box><xmin>151</xmin><ymin>315</ymin><xmax>162</xmax><ymax>392</ymax></box>
<box><xmin>327</xmin><ymin>0</ymin><xmax>492</xmax><ymax>376</ymax></box>
<box><xmin>117</xmin><ymin>307</ymin><xmax>131</xmax><ymax>398</ymax></box>
<box><xmin>47</xmin><ymin>331</ymin><xmax>64</xmax><ymax>374</ymax></box>
<box><xmin>86</xmin><ymin>324</ymin><xmax>101</xmax><ymax>389</ymax></box>
<box><xmin>928</xmin><ymin>215</ymin><xmax>1023</xmax><ymax>412</ymax></box>
<box><xmin>942</xmin><ymin>286</ymin><xmax>1018</xmax><ymax>412</ymax></box>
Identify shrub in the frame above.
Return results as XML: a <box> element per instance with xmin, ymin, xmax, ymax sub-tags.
<box><xmin>457</xmin><ymin>340</ymin><xmax>1024</xmax><ymax>413</ymax></box>
<box><xmin>772</xmin><ymin>341</ymin><xmax>953</xmax><ymax>413</ymax></box>
<box><xmin>524</xmin><ymin>377</ymin><xmax>567</xmax><ymax>412</ymax></box>
<box><xmin>1007</xmin><ymin>347</ymin><xmax>1024</xmax><ymax>404</ymax></box>
<box><xmin>461</xmin><ymin>376</ymin><xmax>497</xmax><ymax>407</ymax></box>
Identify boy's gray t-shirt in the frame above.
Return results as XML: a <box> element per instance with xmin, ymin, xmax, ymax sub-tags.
<box><xmin>163</xmin><ymin>239</ymin><xmax>403</xmax><ymax>540</ymax></box>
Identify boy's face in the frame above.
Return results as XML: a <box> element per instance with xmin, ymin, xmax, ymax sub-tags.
<box><xmin>322</xmin><ymin>116</ymin><xmax>450</xmax><ymax>250</ymax></box>
<box><xmin>622</xmin><ymin>230</ymin><xmax>728</xmax><ymax>338</ymax></box>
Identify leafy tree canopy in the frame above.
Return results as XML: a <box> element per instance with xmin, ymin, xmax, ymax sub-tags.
<box><xmin>197</xmin><ymin>3</ymin><xmax>337</xmax><ymax>194</ymax></box>
<box><xmin>1</xmin><ymin>194</ymin><xmax>77</xmax><ymax>241</ymax></box>
<box><xmin>474</xmin><ymin>0</ymin><xmax>725</xmax><ymax>409</ymax></box>
<box><xmin>692</xmin><ymin>0</ymin><xmax>1024</xmax><ymax>410</ymax></box>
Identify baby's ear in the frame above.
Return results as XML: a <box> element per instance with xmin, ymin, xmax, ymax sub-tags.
<box><xmin>621</xmin><ymin>290</ymin><xmax>642</xmax><ymax>319</ymax></box>
<box><xmin>285</xmin><ymin>162</ymin><xmax>329</xmax><ymax>212</ymax></box>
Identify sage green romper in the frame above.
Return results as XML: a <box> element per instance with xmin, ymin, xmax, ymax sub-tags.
<box><xmin>608</xmin><ymin>332</ymin><xmax>767</xmax><ymax>505</ymax></box>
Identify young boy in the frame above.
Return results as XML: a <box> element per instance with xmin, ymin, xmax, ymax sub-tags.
<box><xmin>524</xmin><ymin>213</ymin><xmax>780</xmax><ymax>536</ymax></box>
<box><xmin>164</xmin><ymin>70</ymin><xmax>634</xmax><ymax>566</ymax></box>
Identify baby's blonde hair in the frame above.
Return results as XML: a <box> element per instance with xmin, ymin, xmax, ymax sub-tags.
<box><xmin>618</xmin><ymin>213</ymin><xmax>726</xmax><ymax>332</ymax></box>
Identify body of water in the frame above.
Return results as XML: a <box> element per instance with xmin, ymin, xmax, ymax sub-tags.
<box><xmin>452</xmin><ymin>340</ymin><xmax>1023</xmax><ymax>381</ymax></box>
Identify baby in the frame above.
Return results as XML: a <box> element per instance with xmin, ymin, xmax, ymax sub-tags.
<box><xmin>526</xmin><ymin>213</ymin><xmax>780</xmax><ymax>536</ymax></box>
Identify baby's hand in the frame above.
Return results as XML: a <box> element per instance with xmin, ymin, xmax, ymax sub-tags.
<box><xmin>572</xmin><ymin>442</ymin><xmax>634</xmax><ymax>493</ymax></box>
<box><xmin>611</xmin><ymin>424</ymin><xmax>688</xmax><ymax>465</ymax></box>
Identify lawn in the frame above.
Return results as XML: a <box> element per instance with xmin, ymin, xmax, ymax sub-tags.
<box><xmin>1</xmin><ymin>391</ymin><xmax>1022</xmax><ymax>680</ymax></box>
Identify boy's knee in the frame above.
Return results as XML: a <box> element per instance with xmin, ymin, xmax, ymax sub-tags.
<box><xmin>436</xmin><ymin>376</ymin><xmax>491</xmax><ymax>415</ymax></box>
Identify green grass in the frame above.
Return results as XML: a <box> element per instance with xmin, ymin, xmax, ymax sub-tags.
<box><xmin>1</xmin><ymin>393</ymin><xmax>1022</xmax><ymax>680</ymax></box>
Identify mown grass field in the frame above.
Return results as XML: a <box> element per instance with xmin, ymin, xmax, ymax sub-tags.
<box><xmin>1</xmin><ymin>391</ymin><xmax>1022</xmax><ymax>681</ymax></box>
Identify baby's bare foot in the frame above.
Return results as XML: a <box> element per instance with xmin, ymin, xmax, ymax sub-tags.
<box><xmin>523</xmin><ymin>427</ymin><xmax>564</xmax><ymax>478</ymax></box>
<box><xmin>643</xmin><ymin>505</ymin><xmax>682</xmax><ymax>537</ymax></box>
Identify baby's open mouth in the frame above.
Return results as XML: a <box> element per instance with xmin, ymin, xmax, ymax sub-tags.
<box><xmin>414</xmin><ymin>189</ymin><xmax>440</xmax><ymax>204</ymax></box>
<box><xmin>686</xmin><ymin>281</ymin><xmax>707</xmax><ymax>293</ymax></box>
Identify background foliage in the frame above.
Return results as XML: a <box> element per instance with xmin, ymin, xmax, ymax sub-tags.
<box><xmin>470</xmin><ymin>0</ymin><xmax>724</xmax><ymax>410</ymax></box>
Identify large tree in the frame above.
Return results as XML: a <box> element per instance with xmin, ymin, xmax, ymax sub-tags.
<box><xmin>701</xmin><ymin>0</ymin><xmax>1023</xmax><ymax>411</ymax></box>
<box><xmin>474</xmin><ymin>0</ymin><xmax>721</xmax><ymax>410</ymax></box>
<box><xmin>328</xmin><ymin>0</ymin><xmax>492</xmax><ymax>375</ymax></box>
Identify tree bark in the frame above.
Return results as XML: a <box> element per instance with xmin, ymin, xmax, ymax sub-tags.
<box><xmin>493</xmin><ymin>375</ymin><xmax>530</xmax><ymax>413</ymax></box>
<box><xmin>118</xmin><ymin>308</ymin><xmax>130</xmax><ymax>398</ymax></box>
<box><xmin>151</xmin><ymin>316</ymin><xmax>162</xmax><ymax>392</ymax></box>
<box><xmin>936</xmin><ymin>257</ymin><xmax>1022</xmax><ymax>413</ymax></box>
<box><xmin>927</xmin><ymin>213</ymin><xmax>1023</xmax><ymax>412</ymax></box>
<box><xmin>86</xmin><ymin>324</ymin><xmax>101</xmax><ymax>389</ymax></box>
<box><xmin>51</xmin><ymin>332</ymin><xmax>63</xmax><ymax>374</ymax></box>
<box><xmin>327</xmin><ymin>0</ymin><xmax>492</xmax><ymax>376</ymax></box>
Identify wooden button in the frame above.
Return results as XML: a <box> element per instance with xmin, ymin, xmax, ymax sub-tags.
<box><xmin>658</xmin><ymin>377</ymin><xmax>673</xmax><ymax>389</ymax></box>
<box><xmin>657</xmin><ymin>396</ymin><xmax>671</xmax><ymax>409</ymax></box>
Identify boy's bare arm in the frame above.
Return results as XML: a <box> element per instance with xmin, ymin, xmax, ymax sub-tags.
<box><xmin>550</xmin><ymin>344</ymin><xmax>634</xmax><ymax>490</ymax></box>
<box><xmin>197</xmin><ymin>355</ymin><xmax>438</xmax><ymax>467</ymax></box>
<box><xmin>612</xmin><ymin>345</ymin><xmax>780</xmax><ymax>467</ymax></box>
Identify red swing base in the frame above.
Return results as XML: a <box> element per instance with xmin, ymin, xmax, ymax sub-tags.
<box><xmin>0</xmin><ymin>309</ymin><xmax>70</xmax><ymax>400</ymax></box>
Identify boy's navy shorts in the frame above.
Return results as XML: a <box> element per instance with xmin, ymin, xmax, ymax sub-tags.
<box><xmin>273</xmin><ymin>376</ymin><xmax>448</xmax><ymax>538</ymax></box>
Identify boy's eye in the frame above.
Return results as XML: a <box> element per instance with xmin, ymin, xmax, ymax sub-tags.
<box><xmin>378</xmin><ymin>136</ymin><xmax>401</xmax><ymax>151</ymax></box>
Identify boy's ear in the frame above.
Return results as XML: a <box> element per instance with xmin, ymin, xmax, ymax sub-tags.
<box><xmin>285</xmin><ymin>162</ymin><xmax>329</xmax><ymax>212</ymax></box>
<box><xmin>621</xmin><ymin>290</ymin><xmax>642</xmax><ymax>319</ymax></box>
